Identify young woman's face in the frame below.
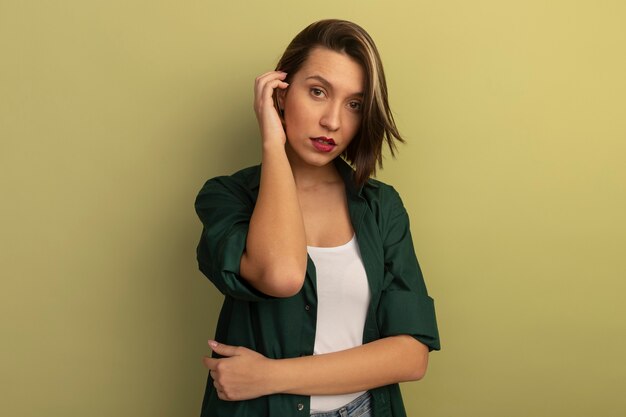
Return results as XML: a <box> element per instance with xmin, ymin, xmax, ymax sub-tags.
<box><xmin>279</xmin><ymin>47</ymin><xmax>365</xmax><ymax>168</ymax></box>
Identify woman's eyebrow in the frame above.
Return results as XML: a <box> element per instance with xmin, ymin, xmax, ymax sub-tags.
<box><xmin>305</xmin><ymin>75</ymin><xmax>363</xmax><ymax>97</ymax></box>
<box><xmin>305</xmin><ymin>75</ymin><xmax>332</xmax><ymax>88</ymax></box>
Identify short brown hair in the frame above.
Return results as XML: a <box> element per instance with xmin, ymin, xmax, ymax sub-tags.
<box><xmin>275</xmin><ymin>19</ymin><xmax>404</xmax><ymax>187</ymax></box>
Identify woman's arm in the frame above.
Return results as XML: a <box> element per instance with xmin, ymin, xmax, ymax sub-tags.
<box><xmin>203</xmin><ymin>335</ymin><xmax>429</xmax><ymax>401</ymax></box>
<box><xmin>239</xmin><ymin>71</ymin><xmax>308</xmax><ymax>297</ymax></box>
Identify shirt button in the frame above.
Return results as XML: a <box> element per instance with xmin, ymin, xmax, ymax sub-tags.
<box><xmin>305</xmin><ymin>305</ymin><xmax>310</xmax><ymax>311</ymax></box>
<box><xmin>297</xmin><ymin>403</ymin><xmax>304</xmax><ymax>411</ymax></box>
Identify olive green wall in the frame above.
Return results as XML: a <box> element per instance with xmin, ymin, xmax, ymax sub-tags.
<box><xmin>2</xmin><ymin>1</ymin><xmax>625</xmax><ymax>416</ymax></box>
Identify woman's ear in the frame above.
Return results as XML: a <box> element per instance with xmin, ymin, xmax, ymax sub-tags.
<box><xmin>277</xmin><ymin>88</ymin><xmax>288</xmax><ymax>110</ymax></box>
<box><xmin>275</xmin><ymin>89</ymin><xmax>287</xmax><ymax>120</ymax></box>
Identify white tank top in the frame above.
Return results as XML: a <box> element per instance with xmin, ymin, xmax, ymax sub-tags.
<box><xmin>307</xmin><ymin>234</ymin><xmax>371</xmax><ymax>412</ymax></box>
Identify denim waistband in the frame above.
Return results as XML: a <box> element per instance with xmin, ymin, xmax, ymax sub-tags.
<box><xmin>310</xmin><ymin>391</ymin><xmax>372</xmax><ymax>417</ymax></box>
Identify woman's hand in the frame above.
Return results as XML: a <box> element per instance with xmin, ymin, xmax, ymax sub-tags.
<box><xmin>253</xmin><ymin>71</ymin><xmax>289</xmax><ymax>148</ymax></box>
<box><xmin>203</xmin><ymin>340</ymin><xmax>275</xmax><ymax>401</ymax></box>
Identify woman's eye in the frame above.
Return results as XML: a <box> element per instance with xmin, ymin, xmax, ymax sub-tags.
<box><xmin>349</xmin><ymin>101</ymin><xmax>362</xmax><ymax>111</ymax></box>
<box><xmin>310</xmin><ymin>88</ymin><xmax>324</xmax><ymax>97</ymax></box>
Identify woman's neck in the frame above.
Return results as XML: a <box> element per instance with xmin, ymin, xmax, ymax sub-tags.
<box><xmin>285</xmin><ymin>143</ymin><xmax>342</xmax><ymax>190</ymax></box>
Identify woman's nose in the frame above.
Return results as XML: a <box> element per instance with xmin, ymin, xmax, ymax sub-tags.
<box><xmin>320</xmin><ymin>102</ymin><xmax>341</xmax><ymax>132</ymax></box>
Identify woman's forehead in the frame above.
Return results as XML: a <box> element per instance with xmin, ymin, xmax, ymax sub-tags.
<box><xmin>296</xmin><ymin>47</ymin><xmax>364</xmax><ymax>95</ymax></box>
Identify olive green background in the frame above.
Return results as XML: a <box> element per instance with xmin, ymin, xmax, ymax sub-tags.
<box><xmin>1</xmin><ymin>1</ymin><xmax>625</xmax><ymax>416</ymax></box>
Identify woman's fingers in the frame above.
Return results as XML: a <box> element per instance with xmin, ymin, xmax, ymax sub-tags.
<box><xmin>201</xmin><ymin>341</ymin><xmax>271</xmax><ymax>401</ymax></box>
<box><xmin>205</xmin><ymin>358</ymin><xmax>226</xmax><ymax>396</ymax></box>
<box><xmin>253</xmin><ymin>70</ymin><xmax>290</xmax><ymax>146</ymax></box>
<box><xmin>255</xmin><ymin>80</ymin><xmax>288</xmax><ymax>114</ymax></box>
<box><xmin>254</xmin><ymin>71</ymin><xmax>286</xmax><ymax>98</ymax></box>
<box><xmin>212</xmin><ymin>373</ymin><xmax>222</xmax><ymax>389</ymax></box>
<box><xmin>206</xmin><ymin>360</ymin><xmax>233</xmax><ymax>401</ymax></box>
<box><xmin>253</xmin><ymin>70</ymin><xmax>279</xmax><ymax>92</ymax></box>
<box><xmin>212</xmin><ymin>373</ymin><xmax>229</xmax><ymax>400</ymax></box>
<box><xmin>208</xmin><ymin>340</ymin><xmax>241</xmax><ymax>357</ymax></box>
<box><xmin>254</xmin><ymin>70</ymin><xmax>286</xmax><ymax>87</ymax></box>
<box><xmin>203</xmin><ymin>355</ymin><xmax>217</xmax><ymax>371</ymax></box>
<box><xmin>254</xmin><ymin>71</ymin><xmax>288</xmax><ymax>112</ymax></box>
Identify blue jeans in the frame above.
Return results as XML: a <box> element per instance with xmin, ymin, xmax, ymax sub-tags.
<box><xmin>310</xmin><ymin>392</ymin><xmax>372</xmax><ymax>417</ymax></box>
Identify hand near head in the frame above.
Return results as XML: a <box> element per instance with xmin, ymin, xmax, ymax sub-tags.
<box><xmin>254</xmin><ymin>71</ymin><xmax>289</xmax><ymax>148</ymax></box>
<box><xmin>203</xmin><ymin>340</ymin><xmax>275</xmax><ymax>401</ymax></box>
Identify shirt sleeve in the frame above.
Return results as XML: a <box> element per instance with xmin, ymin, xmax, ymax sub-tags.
<box><xmin>376</xmin><ymin>186</ymin><xmax>441</xmax><ymax>351</ymax></box>
<box><xmin>194</xmin><ymin>176</ymin><xmax>274</xmax><ymax>302</ymax></box>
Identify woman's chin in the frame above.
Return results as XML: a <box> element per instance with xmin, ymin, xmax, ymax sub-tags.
<box><xmin>286</xmin><ymin>145</ymin><xmax>338</xmax><ymax>168</ymax></box>
<box><xmin>300</xmin><ymin>152</ymin><xmax>338</xmax><ymax>168</ymax></box>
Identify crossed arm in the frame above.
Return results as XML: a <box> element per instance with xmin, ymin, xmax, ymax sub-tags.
<box><xmin>203</xmin><ymin>335</ymin><xmax>429</xmax><ymax>401</ymax></box>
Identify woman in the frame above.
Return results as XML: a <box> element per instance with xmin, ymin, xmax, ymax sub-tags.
<box><xmin>195</xmin><ymin>19</ymin><xmax>440</xmax><ymax>417</ymax></box>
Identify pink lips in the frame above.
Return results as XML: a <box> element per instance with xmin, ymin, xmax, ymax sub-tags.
<box><xmin>310</xmin><ymin>136</ymin><xmax>336</xmax><ymax>153</ymax></box>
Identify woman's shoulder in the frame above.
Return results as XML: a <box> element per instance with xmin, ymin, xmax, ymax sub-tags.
<box><xmin>361</xmin><ymin>177</ymin><xmax>405</xmax><ymax>209</ymax></box>
<box><xmin>195</xmin><ymin>164</ymin><xmax>261</xmax><ymax>206</ymax></box>
<box><xmin>356</xmin><ymin>178</ymin><xmax>410</xmax><ymax>232</ymax></box>
<box><xmin>199</xmin><ymin>164</ymin><xmax>261</xmax><ymax>191</ymax></box>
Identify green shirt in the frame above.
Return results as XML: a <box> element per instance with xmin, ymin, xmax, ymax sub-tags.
<box><xmin>195</xmin><ymin>158</ymin><xmax>440</xmax><ymax>417</ymax></box>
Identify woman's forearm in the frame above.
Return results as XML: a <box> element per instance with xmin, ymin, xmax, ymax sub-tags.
<box><xmin>239</xmin><ymin>143</ymin><xmax>307</xmax><ymax>297</ymax></box>
<box><xmin>268</xmin><ymin>335</ymin><xmax>429</xmax><ymax>395</ymax></box>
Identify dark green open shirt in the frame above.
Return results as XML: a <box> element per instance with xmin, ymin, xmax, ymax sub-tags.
<box><xmin>195</xmin><ymin>158</ymin><xmax>440</xmax><ymax>417</ymax></box>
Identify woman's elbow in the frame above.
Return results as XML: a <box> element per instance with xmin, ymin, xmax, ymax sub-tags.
<box><xmin>241</xmin><ymin>254</ymin><xmax>306</xmax><ymax>297</ymax></box>
<box><xmin>267</xmin><ymin>277</ymin><xmax>305</xmax><ymax>298</ymax></box>
<box><xmin>407</xmin><ymin>358</ymin><xmax>428</xmax><ymax>381</ymax></box>
<box><xmin>260</xmin><ymin>265</ymin><xmax>306</xmax><ymax>297</ymax></box>
<box><xmin>402</xmin><ymin>337</ymin><xmax>430</xmax><ymax>381</ymax></box>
